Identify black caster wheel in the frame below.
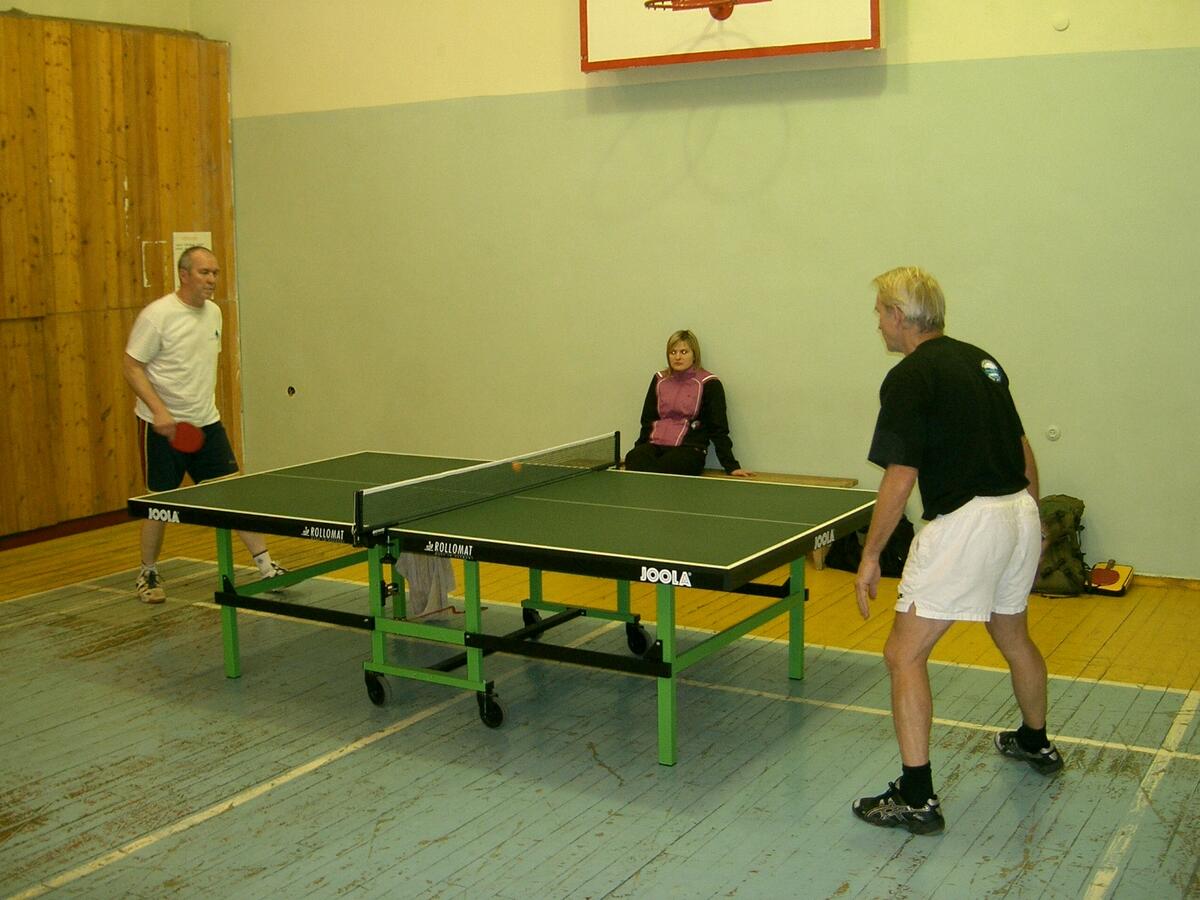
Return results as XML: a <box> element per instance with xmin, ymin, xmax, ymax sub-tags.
<box><xmin>477</xmin><ymin>693</ymin><xmax>504</xmax><ymax>728</ymax></box>
<box><xmin>626</xmin><ymin>622</ymin><xmax>651</xmax><ymax>656</ymax></box>
<box><xmin>364</xmin><ymin>671</ymin><xmax>390</xmax><ymax>706</ymax></box>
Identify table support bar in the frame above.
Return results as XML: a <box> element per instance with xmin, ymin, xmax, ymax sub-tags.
<box><xmin>215</xmin><ymin>591</ymin><xmax>375</xmax><ymax>631</ymax></box>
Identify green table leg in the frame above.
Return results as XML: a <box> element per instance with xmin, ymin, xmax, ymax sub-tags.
<box><xmin>368</xmin><ymin>544</ymin><xmax>387</xmax><ymax>664</ymax></box>
<box><xmin>528</xmin><ymin>568</ymin><xmax>542</xmax><ymax>605</ymax></box>
<box><xmin>390</xmin><ymin>540</ymin><xmax>407</xmax><ymax>619</ymax></box>
<box><xmin>616</xmin><ymin>579</ymin><xmax>631</xmax><ymax>616</ymax></box>
<box><xmin>465</xmin><ymin>561</ymin><xmax>483</xmax><ymax>685</ymax></box>
<box><xmin>789</xmin><ymin>557</ymin><xmax>807</xmax><ymax>680</ymax></box>
<box><xmin>656</xmin><ymin>582</ymin><xmax>677</xmax><ymax>766</ymax></box>
<box><xmin>216</xmin><ymin>528</ymin><xmax>240</xmax><ymax>678</ymax></box>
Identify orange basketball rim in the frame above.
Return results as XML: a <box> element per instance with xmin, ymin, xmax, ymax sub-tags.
<box><xmin>644</xmin><ymin>0</ymin><xmax>772</xmax><ymax>23</ymax></box>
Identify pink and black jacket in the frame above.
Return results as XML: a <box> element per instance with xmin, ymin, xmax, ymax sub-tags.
<box><xmin>633</xmin><ymin>367</ymin><xmax>742</xmax><ymax>473</ymax></box>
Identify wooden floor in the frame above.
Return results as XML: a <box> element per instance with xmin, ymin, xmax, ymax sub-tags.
<box><xmin>1</xmin><ymin>522</ymin><xmax>1198</xmax><ymax>898</ymax></box>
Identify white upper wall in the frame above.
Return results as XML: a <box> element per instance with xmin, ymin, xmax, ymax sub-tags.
<box><xmin>13</xmin><ymin>0</ymin><xmax>193</xmax><ymax>31</ymax></box>
<box><xmin>17</xmin><ymin>1</ymin><xmax>1200</xmax><ymax>118</ymax></box>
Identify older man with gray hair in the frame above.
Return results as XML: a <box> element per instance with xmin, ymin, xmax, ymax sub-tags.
<box><xmin>851</xmin><ymin>266</ymin><xmax>1063</xmax><ymax>835</ymax></box>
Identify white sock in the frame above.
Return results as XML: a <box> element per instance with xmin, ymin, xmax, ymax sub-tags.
<box><xmin>140</xmin><ymin>564</ymin><xmax>158</xmax><ymax>576</ymax></box>
<box><xmin>253</xmin><ymin>550</ymin><xmax>275</xmax><ymax>576</ymax></box>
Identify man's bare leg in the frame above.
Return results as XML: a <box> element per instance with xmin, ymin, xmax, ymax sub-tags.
<box><xmin>985</xmin><ymin>611</ymin><xmax>1048</xmax><ymax>728</ymax></box>
<box><xmin>884</xmin><ymin>608</ymin><xmax>955</xmax><ymax>764</ymax></box>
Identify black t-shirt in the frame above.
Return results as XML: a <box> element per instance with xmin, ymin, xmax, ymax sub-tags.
<box><xmin>868</xmin><ymin>335</ymin><xmax>1028</xmax><ymax>520</ymax></box>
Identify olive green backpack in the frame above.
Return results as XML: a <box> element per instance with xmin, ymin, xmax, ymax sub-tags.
<box><xmin>1034</xmin><ymin>495</ymin><xmax>1087</xmax><ymax>596</ymax></box>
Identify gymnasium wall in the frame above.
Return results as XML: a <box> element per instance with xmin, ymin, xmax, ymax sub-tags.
<box><xmin>19</xmin><ymin>2</ymin><xmax>1200</xmax><ymax>578</ymax></box>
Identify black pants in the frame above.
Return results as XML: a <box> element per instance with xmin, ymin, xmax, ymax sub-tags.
<box><xmin>624</xmin><ymin>443</ymin><xmax>706</xmax><ymax>476</ymax></box>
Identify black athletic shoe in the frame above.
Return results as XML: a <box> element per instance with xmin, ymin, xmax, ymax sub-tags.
<box><xmin>852</xmin><ymin>781</ymin><xmax>944</xmax><ymax>835</ymax></box>
<box><xmin>995</xmin><ymin>730</ymin><xmax>1064</xmax><ymax>775</ymax></box>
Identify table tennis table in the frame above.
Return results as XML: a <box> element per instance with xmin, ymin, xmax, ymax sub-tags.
<box><xmin>128</xmin><ymin>433</ymin><xmax>875</xmax><ymax>765</ymax></box>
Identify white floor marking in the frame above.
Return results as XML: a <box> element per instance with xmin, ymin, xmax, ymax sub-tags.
<box><xmin>8</xmin><ymin>695</ymin><xmax>467</xmax><ymax>900</ymax></box>
<box><xmin>1083</xmin><ymin>689</ymin><xmax>1199</xmax><ymax>899</ymax></box>
<box><xmin>7</xmin><ymin>620</ymin><xmax>621</xmax><ymax>899</ymax></box>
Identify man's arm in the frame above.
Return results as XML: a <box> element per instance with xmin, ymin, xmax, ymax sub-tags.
<box><xmin>1021</xmin><ymin>435</ymin><xmax>1039</xmax><ymax>502</ymax></box>
<box><xmin>854</xmin><ymin>463</ymin><xmax>918</xmax><ymax>619</ymax></box>
<box><xmin>123</xmin><ymin>353</ymin><xmax>177</xmax><ymax>439</ymax></box>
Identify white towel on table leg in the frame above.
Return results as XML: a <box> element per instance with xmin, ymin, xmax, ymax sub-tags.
<box><xmin>394</xmin><ymin>553</ymin><xmax>456</xmax><ymax>617</ymax></box>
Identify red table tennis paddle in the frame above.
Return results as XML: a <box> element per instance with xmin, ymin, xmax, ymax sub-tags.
<box><xmin>1089</xmin><ymin>560</ymin><xmax>1120</xmax><ymax>586</ymax></box>
<box><xmin>170</xmin><ymin>422</ymin><xmax>205</xmax><ymax>453</ymax></box>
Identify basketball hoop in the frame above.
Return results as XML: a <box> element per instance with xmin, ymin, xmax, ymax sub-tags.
<box><xmin>644</xmin><ymin>0</ymin><xmax>771</xmax><ymax>22</ymax></box>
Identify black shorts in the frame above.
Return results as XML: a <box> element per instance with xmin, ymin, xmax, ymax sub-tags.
<box><xmin>138</xmin><ymin>419</ymin><xmax>240</xmax><ymax>492</ymax></box>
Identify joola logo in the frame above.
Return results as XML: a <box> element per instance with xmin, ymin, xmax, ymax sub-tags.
<box><xmin>301</xmin><ymin>525</ymin><xmax>345</xmax><ymax>542</ymax></box>
<box><xmin>813</xmin><ymin>528</ymin><xmax>835</xmax><ymax>550</ymax></box>
<box><xmin>147</xmin><ymin>507</ymin><xmax>180</xmax><ymax>523</ymax></box>
<box><xmin>424</xmin><ymin>540</ymin><xmax>473</xmax><ymax>558</ymax></box>
<box><xmin>640</xmin><ymin>566</ymin><xmax>692</xmax><ymax>587</ymax></box>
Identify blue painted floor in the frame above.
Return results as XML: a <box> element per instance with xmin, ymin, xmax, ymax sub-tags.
<box><xmin>1</xmin><ymin>558</ymin><xmax>1196</xmax><ymax>899</ymax></box>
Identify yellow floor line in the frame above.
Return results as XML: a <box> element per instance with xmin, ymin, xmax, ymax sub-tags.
<box><xmin>1083</xmin><ymin>689</ymin><xmax>1200</xmax><ymax>899</ymax></box>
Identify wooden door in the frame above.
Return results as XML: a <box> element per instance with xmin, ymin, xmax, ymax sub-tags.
<box><xmin>0</xmin><ymin>12</ymin><xmax>240</xmax><ymax>536</ymax></box>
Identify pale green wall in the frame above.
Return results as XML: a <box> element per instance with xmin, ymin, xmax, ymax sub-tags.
<box><xmin>232</xmin><ymin>49</ymin><xmax>1200</xmax><ymax>577</ymax></box>
<box><xmin>17</xmin><ymin>1</ymin><xmax>1200</xmax><ymax>577</ymax></box>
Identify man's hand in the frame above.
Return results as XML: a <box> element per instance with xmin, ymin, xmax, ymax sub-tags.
<box><xmin>151</xmin><ymin>411</ymin><xmax>178</xmax><ymax>441</ymax></box>
<box><xmin>855</xmin><ymin>555</ymin><xmax>881</xmax><ymax>620</ymax></box>
<box><xmin>852</xmin><ymin>463</ymin><xmax>918</xmax><ymax>622</ymax></box>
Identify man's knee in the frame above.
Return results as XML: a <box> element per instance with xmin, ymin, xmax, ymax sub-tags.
<box><xmin>883</xmin><ymin>633</ymin><xmax>931</xmax><ymax>674</ymax></box>
<box><xmin>885</xmin><ymin>611</ymin><xmax>952</xmax><ymax>672</ymax></box>
<box><xmin>986</xmin><ymin>613</ymin><xmax>1033</xmax><ymax>653</ymax></box>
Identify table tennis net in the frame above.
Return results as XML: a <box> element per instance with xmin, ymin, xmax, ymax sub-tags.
<box><xmin>354</xmin><ymin>432</ymin><xmax>619</xmax><ymax>536</ymax></box>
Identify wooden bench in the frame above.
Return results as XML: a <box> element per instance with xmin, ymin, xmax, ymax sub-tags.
<box><xmin>702</xmin><ymin>470</ymin><xmax>858</xmax><ymax>489</ymax></box>
<box><xmin>702</xmin><ymin>469</ymin><xmax>860</xmax><ymax>570</ymax></box>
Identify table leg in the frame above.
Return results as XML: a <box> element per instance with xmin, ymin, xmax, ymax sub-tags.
<box><xmin>788</xmin><ymin>557</ymin><xmax>806</xmax><ymax>680</ymax></box>
<box><xmin>616</xmin><ymin>579</ymin><xmax>630</xmax><ymax>616</ymax></box>
<box><xmin>465</xmin><ymin>561</ymin><xmax>483</xmax><ymax>685</ymax></box>
<box><xmin>216</xmin><ymin>528</ymin><xmax>240</xmax><ymax>678</ymax></box>
<box><xmin>368</xmin><ymin>544</ymin><xmax>387</xmax><ymax>663</ymax></box>
<box><xmin>656</xmin><ymin>581</ymin><xmax>677</xmax><ymax>766</ymax></box>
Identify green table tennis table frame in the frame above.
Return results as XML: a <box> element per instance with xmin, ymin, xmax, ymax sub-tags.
<box><xmin>211</xmin><ymin>529</ymin><xmax>808</xmax><ymax>766</ymax></box>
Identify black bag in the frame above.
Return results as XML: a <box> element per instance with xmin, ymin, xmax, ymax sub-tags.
<box><xmin>1034</xmin><ymin>494</ymin><xmax>1087</xmax><ymax>596</ymax></box>
<box><xmin>824</xmin><ymin>516</ymin><xmax>914</xmax><ymax>577</ymax></box>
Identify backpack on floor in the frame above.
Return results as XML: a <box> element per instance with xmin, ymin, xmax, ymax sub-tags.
<box><xmin>1034</xmin><ymin>494</ymin><xmax>1087</xmax><ymax>596</ymax></box>
<box><xmin>824</xmin><ymin>515</ymin><xmax>915</xmax><ymax>578</ymax></box>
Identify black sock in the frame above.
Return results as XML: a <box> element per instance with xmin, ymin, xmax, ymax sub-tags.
<box><xmin>899</xmin><ymin>762</ymin><xmax>934</xmax><ymax>807</ymax></box>
<box><xmin>1017</xmin><ymin>724</ymin><xmax>1049</xmax><ymax>753</ymax></box>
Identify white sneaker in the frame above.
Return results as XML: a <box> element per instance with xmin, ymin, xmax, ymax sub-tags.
<box><xmin>263</xmin><ymin>562</ymin><xmax>289</xmax><ymax>593</ymax></box>
<box><xmin>136</xmin><ymin>571</ymin><xmax>166</xmax><ymax>604</ymax></box>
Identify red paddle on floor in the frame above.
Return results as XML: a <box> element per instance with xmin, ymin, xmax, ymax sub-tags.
<box><xmin>170</xmin><ymin>422</ymin><xmax>206</xmax><ymax>453</ymax></box>
<box><xmin>1089</xmin><ymin>560</ymin><xmax>1120</xmax><ymax>587</ymax></box>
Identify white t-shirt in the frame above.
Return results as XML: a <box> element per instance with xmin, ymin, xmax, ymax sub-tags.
<box><xmin>126</xmin><ymin>293</ymin><xmax>223</xmax><ymax>426</ymax></box>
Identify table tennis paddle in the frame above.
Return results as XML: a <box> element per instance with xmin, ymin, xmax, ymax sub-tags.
<box><xmin>1089</xmin><ymin>560</ymin><xmax>1120</xmax><ymax>586</ymax></box>
<box><xmin>170</xmin><ymin>422</ymin><xmax>205</xmax><ymax>453</ymax></box>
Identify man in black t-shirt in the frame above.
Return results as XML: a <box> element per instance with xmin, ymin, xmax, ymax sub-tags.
<box><xmin>850</xmin><ymin>267</ymin><xmax>1064</xmax><ymax>837</ymax></box>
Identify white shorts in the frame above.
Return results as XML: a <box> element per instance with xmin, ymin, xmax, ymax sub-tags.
<box><xmin>896</xmin><ymin>491</ymin><xmax>1040</xmax><ymax>622</ymax></box>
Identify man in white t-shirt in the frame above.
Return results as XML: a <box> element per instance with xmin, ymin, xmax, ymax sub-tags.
<box><xmin>123</xmin><ymin>246</ymin><xmax>284</xmax><ymax>603</ymax></box>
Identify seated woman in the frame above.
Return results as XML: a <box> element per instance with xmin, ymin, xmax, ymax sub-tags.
<box><xmin>624</xmin><ymin>329</ymin><xmax>753</xmax><ymax>477</ymax></box>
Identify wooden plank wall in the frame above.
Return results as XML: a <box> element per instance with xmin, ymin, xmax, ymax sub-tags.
<box><xmin>0</xmin><ymin>12</ymin><xmax>239</xmax><ymax>536</ymax></box>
